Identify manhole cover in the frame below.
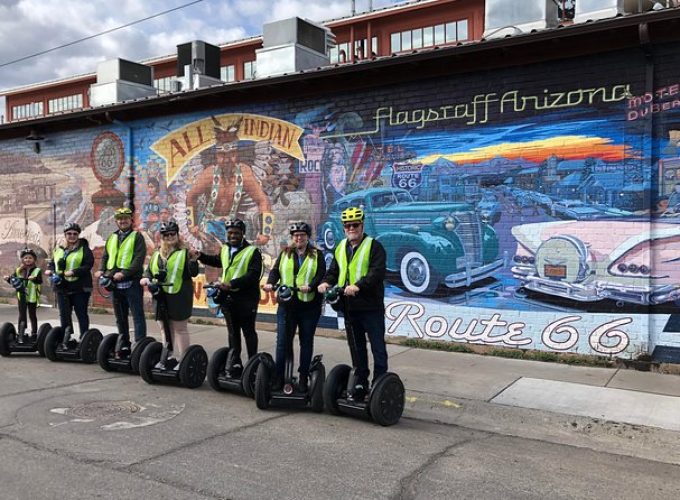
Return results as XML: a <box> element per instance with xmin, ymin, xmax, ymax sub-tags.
<box><xmin>66</xmin><ymin>400</ymin><xmax>142</xmax><ymax>419</ymax></box>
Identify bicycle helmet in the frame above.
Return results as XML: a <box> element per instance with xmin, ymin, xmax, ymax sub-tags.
<box><xmin>224</xmin><ymin>218</ymin><xmax>246</xmax><ymax>232</ymax></box>
<box><xmin>159</xmin><ymin>220</ymin><xmax>180</xmax><ymax>235</ymax></box>
<box><xmin>20</xmin><ymin>248</ymin><xmax>37</xmax><ymax>259</ymax></box>
<box><xmin>63</xmin><ymin>222</ymin><xmax>81</xmax><ymax>234</ymax></box>
<box><xmin>341</xmin><ymin>207</ymin><xmax>364</xmax><ymax>223</ymax></box>
<box><xmin>114</xmin><ymin>207</ymin><xmax>133</xmax><ymax>219</ymax></box>
<box><xmin>289</xmin><ymin>221</ymin><xmax>312</xmax><ymax>236</ymax></box>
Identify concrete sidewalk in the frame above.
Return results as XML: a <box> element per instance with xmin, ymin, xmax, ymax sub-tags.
<box><xmin>3</xmin><ymin>304</ymin><xmax>680</xmax><ymax>435</ymax></box>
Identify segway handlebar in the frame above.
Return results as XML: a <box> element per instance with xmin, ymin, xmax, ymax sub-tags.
<box><xmin>323</xmin><ymin>285</ymin><xmax>344</xmax><ymax>305</ymax></box>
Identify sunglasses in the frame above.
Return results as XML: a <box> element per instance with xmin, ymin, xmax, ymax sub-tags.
<box><xmin>162</xmin><ymin>232</ymin><xmax>178</xmax><ymax>238</ymax></box>
<box><xmin>343</xmin><ymin>222</ymin><xmax>362</xmax><ymax>229</ymax></box>
<box><xmin>65</xmin><ymin>231</ymin><xmax>79</xmax><ymax>236</ymax></box>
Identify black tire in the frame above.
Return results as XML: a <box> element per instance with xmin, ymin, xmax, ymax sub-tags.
<box><xmin>97</xmin><ymin>333</ymin><xmax>119</xmax><ymax>372</ymax></box>
<box><xmin>79</xmin><ymin>329</ymin><xmax>102</xmax><ymax>364</ymax></box>
<box><xmin>310</xmin><ymin>363</ymin><xmax>326</xmax><ymax>413</ymax></box>
<box><xmin>399</xmin><ymin>250</ymin><xmax>439</xmax><ymax>295</ymax></box>
<box><xmin>323</xmin><ymin>364</ymin><xmax>351</xmax><ymax>416</ymax></box>
<box><xmin>44</xmin><ymin>326</ymin><xmax>64</xmax><ymax>362</ymax></box>
<box><xmin>207</xmin><ymin>347</ymin><xmax>230</xmax><ymax>392</ymax></box>
<box><xmin>139</xmin><ymin>341</ymin><xmax>162</xmax><ymax>384</ymax></box>
<box><xmin>0</xmin><ymin>322</ymin><xmax>15</xmax><ymax>357</ymax></box>
<box><xmin>369</xmin><ymin>373</ymin><xmax>405</xmax><ymax>427</ymax></box>
<box><xmin>36</xmin><ymin>323</ymin><xmax>52</xmax><ymax>357</ymax></box>
<box><xmin>254</xmin><ymin>362</ymin><xmax>271</xmax><ymax>410</ymax></box>
<box><xmin>179</xmin><ymin>345</ymin><xmax>208</xmax><ymax>389</ymax></box>
<box><xmin>241</xmin><ymin>354</ymin><xmax>262</xmax><ymax>398</ymax></box>
<box><xmin>130</xmin><ymin>337</ymin><xmax>156</xmax><ymax>375</ymax></box>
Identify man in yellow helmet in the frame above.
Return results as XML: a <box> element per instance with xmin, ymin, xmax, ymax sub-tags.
<box><xmin>318</xmin><ymin>206</ymin><xmax>387</xmax><ymax>401</ymax></box>
<box><xmin>96</xmin><ymin>207</ymin><xmax>147</xmax><ymax>358</ymax></box>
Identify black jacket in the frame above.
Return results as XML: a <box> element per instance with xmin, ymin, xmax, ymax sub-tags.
<box><xmin>49</xmin><ymin>238</ymin><xmax>94</xmax><ymax>294</ymax></box>
<box><xmin>267</xmin><ymin>244</ymin><xmax>326</xmax><ymax>310</ymax></box>
<box><xmin>144</xmin><ymin>249</ymin><xmax>199</xmax><ymax>321</ymax></box>
<box><xmin>323</xmin><ymin>234</ymin><xmax>386</xmax><ymax>312</ymax></box>
<box><xmin>199</xmin><ymin>241</ymin><xmax>262</xmax><ymax>305</ymax></box>
<box><xmin>99</xmin><ymin>230</ymin><xmax>146</xmax><ymax>281</ymax></box>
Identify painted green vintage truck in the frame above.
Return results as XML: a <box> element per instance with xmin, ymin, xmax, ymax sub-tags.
<box><xmin>319</xmin><ymin>187</ymin><xmax>504</xmax><ymax>295</ymax></box>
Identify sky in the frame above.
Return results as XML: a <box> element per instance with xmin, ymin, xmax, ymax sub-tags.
<box><xmin>0</xmin><ymin>0</ymin><xmax>400</xmax><ymax>121</ymax></box>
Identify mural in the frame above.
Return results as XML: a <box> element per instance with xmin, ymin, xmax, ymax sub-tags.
<box><xmin>1</xmin><ymin>47</ymin><xmax>680</xmax><ymax>359</ymax></box>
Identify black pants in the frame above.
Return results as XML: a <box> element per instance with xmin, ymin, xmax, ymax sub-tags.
<box><xmin>57</xmin><ymin>292</ymin><xmax>90</xmax><ymax>334</ymax></box>
<box><xmin>18</xmin><ymin>298</ymin><xmax>38</xmax><ymax>334</ymax></box>
<box><xmin>225</xmin><ymin>301</ymin><xmax>258</xmax><ymax>365</ymax></box>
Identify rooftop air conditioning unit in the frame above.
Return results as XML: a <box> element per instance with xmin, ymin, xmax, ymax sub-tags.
<box><xmin>483</xmin><ymin>0</ymin><xmax>558</xmax><ymax>39</ymax></box>
<box><xmin>89</xmin><ymin>58</ymin><xmax>156</xmax><ymax>107</ymax></box>
<box><xmin>176</xmin><ymin>40</ymin><xmax>222</xmax><ymax>90</ymax></box>
<box><xmin>256</xmin><ymin>17</ymin><xmax>334</xmax><ymax>78</ymax></box>
<box><xmin>574</xmin><ymin>0</ymin><xmax>662</xmax><ymax>23</ymax></box>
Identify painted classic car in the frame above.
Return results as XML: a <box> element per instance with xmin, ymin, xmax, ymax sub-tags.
<box><xmin>511</xmin><ymin>220</ymin><xmax>680</xmax><ymax>305</ymax></box>
<box><xmin>319</xmin><ymin>187</ymin><xmax>504</xmax><ymax>295</ymax></box>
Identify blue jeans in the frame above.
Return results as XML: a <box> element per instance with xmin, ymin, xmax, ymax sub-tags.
<box><xmin>112</xmin><ymin>283</ymin><xmax>147</xmax><ymax>342</ymax></box>
<box><xmin>275</xmin><ymin>304</ymin><xmax>321</xmax><ymax>380</ymax></box>
<box><xmin>57</xmin><ymin>292</ymin><xmax>90</xmax><ymax>334</ymax></box>
<box><xmin>346</xmin><ymin>309</ymin><xmax>388</xmax><ymax>386</ymax></box>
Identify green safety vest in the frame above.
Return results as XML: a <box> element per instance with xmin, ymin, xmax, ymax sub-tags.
<box><xmin>335</xmin><ymin>237</ymin><xmax>373</xmax><ymax>286</ymax></box>
<box><xmin>15</xmin><ymin>266</ymin><xmax>40</xmax><ymax>303</ymax></box>
<box><xmin>220</xmin><ymin>245</ymin><xmax>258</xmax><ymax>283</ymax></box>
<box><xmin>149</xmin><ymin>249</ymin><xmax>187</xmax><ymax>295</ymax></box>
<box><xmin>105</xmin><ymin>231</ymin><xmax>138</xmax><ymax>270</ymax></box>
<box><xmin>279</xmin><ymin>250</ymin><xmax>318</xmax><ymax>302</ymax></box>
<box><xmin>53</xmin><ymin>246</ymin><xmax>84</xmax><ymax>282</ymax></box>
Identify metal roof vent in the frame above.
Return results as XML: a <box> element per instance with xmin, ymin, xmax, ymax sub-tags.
<box><xmin>483</xmin><ymin>0</ymin><xmax>558</xmax><ymax>39</ymax></box>
<box><xmin>574</xmin><ymin>0</ymin><xmax>668</xmax><ymax>23</ymax></box>
<box><xmin>89</xmin><ymin>58</ymin><xmax>156</xmax><ymax>107</ymax></box>
<box><xmin>256</xmin><ymin>17</ymin><xmax>334</xmax><ymax>78</ymax></box>
<box><xmin>176</xmin><ymin>40</ymin><xmax>222</xmax><ymax>90</ymax></box>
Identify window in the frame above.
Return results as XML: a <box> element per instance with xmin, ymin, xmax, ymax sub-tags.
<box><xmin>220</xmin><ymin>65</ymin><xmax>235</xmax><ymax>82</ymax></box>
<box><xmin>12</xmin><ymin>101</ymin><xmax>43</xmax><ymax>120</ymax></box>
<box><xmin>329</xmin><ymin>37</ymin><xmax>378</xmax><ymax>64</ymax></box>
<box><xmin>391</xmin><ymin>19</ymin><xmax>469</xmax><ymax>53</ymax></box>
<box><xmin>154</xmin><ymin>76</ymin><xmax>175</xmax><ymax>93</ymax></box>
<box><xmin>47</xmin><ymin>94</ymin><xmax>83</xmax><ymax>114</ymax></box>
<box><xmin>243</xmin><ymin>60</ymin><xmax>256</xmax><ymax>80</ymax></box>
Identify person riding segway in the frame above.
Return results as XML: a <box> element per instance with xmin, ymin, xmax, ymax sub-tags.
<box><xmin>43</xmin><ymin>223</ymin><xmax>102</xmax><ymax>363</ymax></box>
<box><xmin>318</xmin><ymin>207</ymin><xmax>405</xmax><ymax>426</ymax></box>
<box><xmin>138</xmin><ymin>220</ymin><xmax>207</xmax><ymax>388</ymax></box>
<box><xmin>255</xmin><ymin>221</ymin><xmax>326</xmax><ymax>411</ymax></box>
<box><xmin>95</xmin><ymin>206</ymin><xmax>147</xmax><ymax>363</ymax></box>
<box><xmin>0</xmin><ymin>248</ymin><xmax>52</xmax><ymax>356</ymax></box>
<box><xmin>191</xmin><ymin>218</ymin><xmax>264</xmax><ymax>396</ymax></box>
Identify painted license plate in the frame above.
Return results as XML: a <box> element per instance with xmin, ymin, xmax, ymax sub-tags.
<box><xmin>544</xmin><ymin>265</ymin><xmax>567</xmax><ymax>278</ymax></box>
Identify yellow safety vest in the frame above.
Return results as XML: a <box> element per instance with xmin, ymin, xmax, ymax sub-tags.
<box><xmin>149</xmin><ymin>249</ymin><xmax>187</xmax><ymax>295</ymax></box>
<box><xmin>335</xmin><ymin>237</ymin><xmax>373</xmax><ymax>286</ymax></box>
<box><xmin>53</xmin><ymin>246</ymin><xmax>84</xmax><ymax>282</ymax></box>
<box><xmin>220</xmin><ymin>245</ymin><xmax>258</xmax><ymax>283</ymax></box>
<box><xmin>15</xmin><ymin>266</ymin><xmax>41</xmax><ymax>303</ymax></box>
<box><xmin>105</xmin><ymin>231</ymin><xmax>138</xmax><ymax>270</ymax></box>
<box><xmin>279</xmin><ymin>250</ymin><xmax>318</xmax><ymax>302</ymax></box>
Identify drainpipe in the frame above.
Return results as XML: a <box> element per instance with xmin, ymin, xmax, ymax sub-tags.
<box><xmin>107</xmin><ymin>113</ymin><xmax>136</xmax><ymax>211</ymax></box>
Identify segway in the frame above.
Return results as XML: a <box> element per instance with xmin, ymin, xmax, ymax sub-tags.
<box><xmin>139</xmin><ymin>274</ymin><xmax>207</xmax><ymax>388</ymax></box>
<box><xmin>96</xmin><ymin>275</ymin><xmax>156</xmax><ymax>374</ymax></box>
<box><xmin>0</xmin><ymin>276</ymin><xmax>52</xmax><ymax>357</ymax></box>
<box><xmin>43</xmin><ymin>273</ymin><xmax>102</xmax><ymax>363</ymax></box>
<box><xmin>322</xmin><ymin>286</ymin><xmax>405</xmax><ymax>426</ymax></box>
<box><xmin>205</xmin><ymin>283</ymin><xmax>265</xmax><ymax>398</ymax></box>
<box><xmin>254</xmin><ymin>285</ymin><xmax>325</xmax><ymax>412</ymax></box>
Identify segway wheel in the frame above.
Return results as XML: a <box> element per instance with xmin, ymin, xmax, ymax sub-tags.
<box><xmin>241</xmin><ymin>354</ymin><xmax>263</xmax><ymax>398</ymax></box>
<box><xmin>79</xmin><ymin>329</ymin><xmax>103</xmax><ymax>364</ymax></box>
<box><xmin>323</xmin><ymin>364</ymin><xmax>351</xmax><ymax>415</ymax></box>
<box><xmin>97</xmin><ymin>333</ymin><xmax>119</xmax><ymax>372</ymax></box>
<box><xmin>179</xmin><ymin>345</ymin><xmax>208</xmax><ymax>389</ymax></box>
<box><xmin>139</xmin><ymin>341</ymin><xmax>162</xmax><ymax>384</ymax></box>
<box><xmin>36</xmin><ymin>323</ymin><xmax>52</xmax><ymax>357</ymax></box>
<box><xmin>130</xmin><ymin>337</ymin><xmax>156</xmax><ymax>375</ymax></box>
<box><xmin>0</xmin><ymin>322</ymin><xmax>15</xmax><ymax>357</ymax></box>
<box><xmin>369</xmin><ymin>373</ymin><xmax>405</xmax><ymax>427</ymax></box>
<box><xmin>207</xmin><ymin>347</ymin><xmax>230</xmax><ymax>392</ymax></box>
<box><xmin>44</xmin><ymin>326</ymin><xmax>64</xmax><ymax>362</ymax></box>
<box><xmin>254</xmin><ymin>362</ymin><xmax>271</xmax><ymax>410</ymax></box>
<box><xmin>310</xmin><ymin>363</ymin><xmax>326</xmax><ymax>413</ymax></box>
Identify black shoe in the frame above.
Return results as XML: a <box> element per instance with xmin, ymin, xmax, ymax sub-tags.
<box><xmin>298</xmin><ymin>374</ymin><xmax>309</xmax><ymax>393</ymax></box>
<box><xmin>351</xmin><ymin>384</ymin><xmax>367</xmax><ymax>402</ymax></box>
<box><xmin>165</xmin><ymin>357</ymin><xmax>178</xmax><ymax>371</ymax></box>
<box><xmin>228</xmin><ymin>363</ymin><xmax>243</xmax><ymax>378</ymax></box>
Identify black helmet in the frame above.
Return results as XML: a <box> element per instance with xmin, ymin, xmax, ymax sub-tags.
<box><xmin>224</xmin><ymin>218</ymin><xmax>246</xmax><ymax>232</ymax></box>
<box><xmin>20</xmin><ymin>248</ymin><xmax>37</xmax><ymax>259</ymax></box>
<box><xmin>289</xmin><ymin>221</ymin><xmax>311</xmax><ymax>236</ymax></box>
<box><xmin>159</xmin><ymin>220</ymin><xmax>179</xmax><ymax>235</ymax></box>
<box><xmin>63</xmin><ymin>222</ymin><xmax>81</xmax><ymax>234</ymax></box>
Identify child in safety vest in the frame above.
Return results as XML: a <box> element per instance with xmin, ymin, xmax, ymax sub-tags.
<box><xmin>3</xmin><ymin>248</ymin><xmax>43</xmax><ymax>337</ymax></box>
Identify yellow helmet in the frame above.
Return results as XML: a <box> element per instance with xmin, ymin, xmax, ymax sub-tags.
<box><xmin>341</xmin><ymin>207</ymin><xmax>364</xmax><ymax>223</ymax></box>
<box><xmin>114</xmin><ymin>207</ymin><xmax>133</xmax><ymax>219</ymax></box>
